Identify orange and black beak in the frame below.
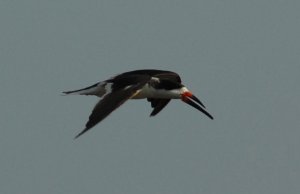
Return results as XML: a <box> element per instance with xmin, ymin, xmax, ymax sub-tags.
<box><xmin>181</xmin><ymin>91</ymin><xmax>214</xmax><ymax>120</ymax></box>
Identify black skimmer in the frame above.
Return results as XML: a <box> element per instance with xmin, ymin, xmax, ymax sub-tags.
<box><xmin>63</xmin><ymin>69</ymin><xmax>213</xmax><ymax>138</ymax></box>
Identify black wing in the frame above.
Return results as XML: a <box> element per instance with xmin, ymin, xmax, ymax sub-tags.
<box><xmin>147</xmin><ymin>98</ymin><xmax>171</xmax><ymax>116</ymax></box>
<box><xmin>75</xmin><ymin>75</ymin><xmax>150</xmax><ymax>138</ymax></box>
<box><xmin>115</xmin><ymin>69</ymin><xmax>181</xmax><ymax>83</ymax></box>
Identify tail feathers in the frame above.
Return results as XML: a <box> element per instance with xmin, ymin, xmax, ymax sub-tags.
<box><xmin>63</xmin><ymin>82</ymin><xmax>105</xmax><ymax>96</ymax></box>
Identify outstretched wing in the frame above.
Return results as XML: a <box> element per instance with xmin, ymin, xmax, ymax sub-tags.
<box><xmin>75</xmin><ymin>75</ymin><xmax>150</xmax><ymax>138</ymax></box>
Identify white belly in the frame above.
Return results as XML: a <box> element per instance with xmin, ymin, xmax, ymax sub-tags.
<box><xmin>131</xmin><ymin>84</ymin><xmax>183</xmax><ymax>99</ymax></box>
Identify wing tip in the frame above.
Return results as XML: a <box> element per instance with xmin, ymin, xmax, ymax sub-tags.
<box><xmin>74</xmin><ymin>127</ymin><xmax>89</xmax><ymax>139</ymax></box>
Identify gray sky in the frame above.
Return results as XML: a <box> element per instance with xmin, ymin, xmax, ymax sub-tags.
<box><xmin>1</xmin><ymin>0</ymin><xmax>299</xmax><ymax>193</ymax></box>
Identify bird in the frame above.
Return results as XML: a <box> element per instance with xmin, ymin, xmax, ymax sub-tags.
<box><xmin>63</xmin><ymin>69</ymin><xmax>213</xmax><ymax>138</ymax></box>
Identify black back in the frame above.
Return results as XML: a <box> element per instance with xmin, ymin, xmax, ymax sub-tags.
<box><xmin>113</xmin><ymin>69</ymin><xmax>181</xmax><ymax>83</ymax></box>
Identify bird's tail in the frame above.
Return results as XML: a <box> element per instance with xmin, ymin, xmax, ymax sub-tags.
<box><xmin>62</xmin><ymin>82</ymin><xmax>105</xmax><ymax>96</ymax></box>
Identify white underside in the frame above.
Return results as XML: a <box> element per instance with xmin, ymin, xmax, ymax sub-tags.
<box><xmin>131</xmin><ymin>84</ymin><xmax>188</xmax><ymax>99</ymax></box>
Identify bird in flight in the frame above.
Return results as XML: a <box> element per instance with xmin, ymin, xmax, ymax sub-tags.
<box><xmin>63</xmin><ymin>69</ymin><xmax>213</xmax><ymax>138</ymax></box>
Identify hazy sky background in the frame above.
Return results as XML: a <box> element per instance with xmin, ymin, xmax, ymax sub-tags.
<box><xmin>1</xmin><ymin>0</ymin><xmax>299</xmax><ymax>193</ymax></box>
